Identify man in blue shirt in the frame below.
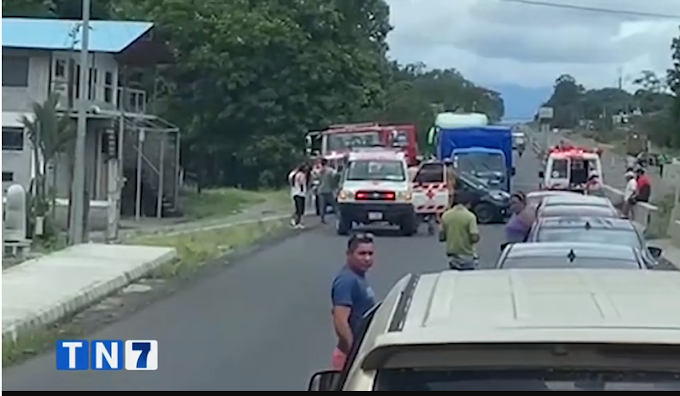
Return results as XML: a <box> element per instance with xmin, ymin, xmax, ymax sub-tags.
<box><xmin>331</xmin><ymin>233</ymin><xmax>376</xmax><ymax>370</ymax></box>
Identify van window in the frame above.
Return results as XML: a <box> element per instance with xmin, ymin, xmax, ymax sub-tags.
<box><xmin>414</xmin><ymin>163</ymin><xmax>444</xmax><ymax>184</ymax></box>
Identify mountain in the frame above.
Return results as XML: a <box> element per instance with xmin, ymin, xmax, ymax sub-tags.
<box><xmin>488</xmin><ymin>84</ymin><xmax>552</xmax><ymax>121</ymax></box>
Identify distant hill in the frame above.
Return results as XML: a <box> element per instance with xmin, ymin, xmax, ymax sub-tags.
<box><xmin>488</xmin><ymin>84</ymin><xmax>552</xmax><ymax>121</ymax></box>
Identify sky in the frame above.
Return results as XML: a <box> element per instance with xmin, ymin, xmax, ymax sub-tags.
<box><xmin>385</xmin><ymin>0</ymin><xmax>680</xmax><ymax>91</ymax></box>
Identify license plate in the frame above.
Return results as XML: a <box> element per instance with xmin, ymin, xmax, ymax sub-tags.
<box><xmin>368</xmin><ymin>212</ymin><xmax>383</xmax><ymax>220</ymax></box>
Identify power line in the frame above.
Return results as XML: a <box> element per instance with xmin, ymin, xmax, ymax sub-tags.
<box><xmin>498</xmin><ymin>0</ymin><xmax>680</xmax><ymax>20</ymax></box>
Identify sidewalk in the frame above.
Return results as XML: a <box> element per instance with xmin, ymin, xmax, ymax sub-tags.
<box><xmin>2</xmin><ymin>244</ymin><xmax>176</xmax><ymax>341</ymax></box>
<box><xmin>2</xmin><ymin>198</ymin><xmax>308</xmax><ymax>342</ymax></box>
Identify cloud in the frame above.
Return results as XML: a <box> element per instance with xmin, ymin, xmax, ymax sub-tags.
<box><xmin>385</xmin><ymin>0</ymin><xmax>680</xmax><ymax>89</ymax></box>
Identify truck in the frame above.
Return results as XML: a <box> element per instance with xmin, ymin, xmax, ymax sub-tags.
<box><xmin>625</xmin><ymin>132</ymin><xmax>649</xmax><ymax>157</ymax></box>
<box><xmin>305</xmin><ymin>123</ymin><xmax>420</xmax><ymax>167</ymax></box>
<box><xmin>436</xmin><ymin>125</ymin><xmax>514</xmax><ymax>192</ymax></box>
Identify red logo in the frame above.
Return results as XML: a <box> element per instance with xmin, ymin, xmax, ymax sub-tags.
<box><xmin>425</xmin><ymin>189</ymin><xmax>436</xmax><ymax>199</ymax></box>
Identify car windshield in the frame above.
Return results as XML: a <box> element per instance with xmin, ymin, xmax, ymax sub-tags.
<box><xmin>346</xmin><ymin>159</ymin><xmax>406</xmax><ymax>181</ymax></box>
<box><xmin>325</xmin><ymin>131</ymin><xmax>381</xmax><ymax>151</ymax></box>
<box><xmin>537</xmin><ymin>229</ymin><xmax>641</xmax><ymax>248</ymax></box>
<box><xmin>540</xmin><ymin>206</ymin><xmax>617</xmax><ymax>218</ymax></box>
<box><xmin>455</xmin><ymin>152</ymin><xmax>505</xmax><ymax>174</ymax></box>
<box><xmin>500</xmin><ymin>257</ymin><xmax>640</xmax><ymax>269</ymax></box>
<box><xmin>375</xmin><ymin>369</ymin><xmax>680</xmax><ymax>391</ymax></box>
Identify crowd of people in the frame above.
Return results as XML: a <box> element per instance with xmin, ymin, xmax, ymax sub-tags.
<box><xmin>287</xmin><ymin>158</ymin><xmax>340</xmax><ymax>228</ymax></box>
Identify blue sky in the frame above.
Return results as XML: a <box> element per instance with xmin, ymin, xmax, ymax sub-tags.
<box><xmin>385</xmin><ymin>0</ymin><xmax>680</xmax><ymax>118</ymax></box>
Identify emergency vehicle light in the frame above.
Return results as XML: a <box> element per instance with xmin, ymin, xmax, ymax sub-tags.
<box><xmin>355</xmin><ymin>191</ymin><xmax>395</xmax><ymax>201</ymax></box>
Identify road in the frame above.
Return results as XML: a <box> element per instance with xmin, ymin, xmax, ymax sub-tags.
<box><xmin>3</xmin><ymin>151</ymin><xmax>542</xmax><ymax>391</ymax></box>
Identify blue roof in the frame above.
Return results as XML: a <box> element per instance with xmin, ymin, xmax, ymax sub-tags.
<box><xmin>2</xmin><ymin>18</ymin><xmax>153</xmax><ymax>53</ymax></box>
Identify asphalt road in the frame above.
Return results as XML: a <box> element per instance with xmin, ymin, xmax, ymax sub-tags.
<box><xmin>3</xmin><ymin>151</ymin><xmax>542</xmax><ymax>391</ymax></box>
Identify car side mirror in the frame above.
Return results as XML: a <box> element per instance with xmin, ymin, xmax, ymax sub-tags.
<box><xmin>648</xmin><ymin>246</ymin><xmax>663</xmax><ymax>259</ymax></box>
<box><xmin>308</xmin><ymin>369</ymin><xmax>341</xmax><ymax>391</ymax></box>
<box><xmin>538</xmin><ymin>171</ymin><xmax>544</xmax><ymax>178</ymax></box>
<box><xmin>500</xmin><ymin>242</ymin><xmax>510</xmax><ymax>252</ymax></box>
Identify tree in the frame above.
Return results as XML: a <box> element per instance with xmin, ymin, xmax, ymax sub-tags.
<box><xmin>21</xmin><ymin>93</ymin><xmax>75</xmax><ymax>234</ymax></box>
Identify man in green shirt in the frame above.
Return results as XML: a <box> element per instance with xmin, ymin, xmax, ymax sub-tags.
<box><xmin>439</xmin><ymin>194</ymin><xmax>480</xmax><ymax>270</ymax></box>
<box><xmin>314</xmin><ymin>158</ymin><xmax>339</xmax><ymax>223</ymax></box>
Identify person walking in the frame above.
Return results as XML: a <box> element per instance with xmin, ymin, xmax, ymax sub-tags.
<box><xmin>289</xmin><ymin>163</ymin><xmax>308</xmax><ymax>228</ymax></box>
<box><xmin>635</xmin><ymin>167</ymin><xmax>651</xmax><ymax>203</ymax></box>
<box><xmin>330</xmin><ymin>233</ymin><xmax>376</xmax><ymax>370</ymax></box>
<box><xmin>622</xmin><ymin>170</ymin><xmax>637</xmax><ymax>219</ymax></box>
<box><xmin>316</xmin><ymin>159</ymin><xmax>339</xmax><ymax>224</ymax></box>
<box><xmin>439</xmin><ymin>193</ymin><xmax>480</xmax><ymax>270</ymax></box>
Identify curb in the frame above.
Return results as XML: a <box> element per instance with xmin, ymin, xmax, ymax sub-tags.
<box><xmin>2</xmin><ymin>248</ymin><xmax>177</xmax><ymax>342</ymax></box>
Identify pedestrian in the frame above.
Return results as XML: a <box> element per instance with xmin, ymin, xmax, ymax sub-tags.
<box><xmin>330</xmin><ymin>233</ymin><xmax>376</xmax><ymax>371</ymax></box>
<box><xmin>658</xmin><ymin>153</ymin><xmax>669</xmax><ymax>177</ymax></box>
<box><xmin>439</xmin><ymin>193</ymin><xmax>480</xmax><ymax>271</ymax></box>
<box><xmin>289</xmin><ymin>163</ymin><xmax>308</xmax><ymax>228</ymax></box>
<box><xmin>635</xmin><ymin>167</ymin><xmax>651</xmax><ymax>203</ymax></box>
<box><xmin>504</xmin><ymin>192</ymin><xmax>534</xmax><ymax>244</ymax></box>
<box><xmin>622</xmin><ymin>170</ymin><xmax>637</xmax><ymax>220</ymax></box>
<box><xmin>316</xmin><ymin>158</ymin><xmax>339</xmax><ymax>224</ymax></box>
<box><xmin>586</xmin><ymin>172</ymin><xmax>605</xmax><ymax>197</ymax></box>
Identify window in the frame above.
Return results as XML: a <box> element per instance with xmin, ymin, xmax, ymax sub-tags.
<box><xmin>2</xmin><ymin>127</ymin><xmax>24</xmax><ymax>151</ymax></box>
<box><xmin>54</xmin><ymin>59</ymin><xmax>66</xmax><ymax>78</ymax></box>
<box><xmin>75</xmin><ymin>65</ymin><xmax>81</xmax><ymax>98</ymax></box>
<box><xmin>2</xmin><ymin>56</ymin><xmax>29</xmax><ymax>87</ymax></box>
<box><xmin>104</xmin><ymin>71</ymin><xmax>113</xmax><ymax>103</ymax></box>
<box><xmin>2</xmin><ymin>172</ymin><xmax>14</xmax><ymax>182</ymax></box>
<box><xmin>347</xmin><ymin>160</ymin><xmax>406</xmax><ymax>182</ymax></box>
<box><xmin>88</xmin><ymin>68</ymin><xmax>98</xmax><ymax>100</ymax></box>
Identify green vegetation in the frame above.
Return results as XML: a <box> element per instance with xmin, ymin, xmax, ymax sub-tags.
<box><xmin>180</xmin><ymin>188</ymin><xmax>289</xmax><ymax>220</ymax></box>
<box><xmin>4</xmin><ymin>0</ymin><xmax>503</xmax><ymax>190</ymax></box>
<box><xmin>540</xmin><ymin>30</ymin><xmax>680</xmax><ymax>150</ymax></box>
<box><xmin>131</xmin><ymin>218</ymin><xmax>289</xmax><ymax>277</ymax></box>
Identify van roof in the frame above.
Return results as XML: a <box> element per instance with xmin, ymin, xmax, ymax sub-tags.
<box><xmin>348</xmin><ymin>150</ymin><xmax>405</xmax><ymax>161</ymax></box>
<box><xmin>375</xmin><ymin>269</ymin><xmax>680</xmax><ymax>350</ymax></box>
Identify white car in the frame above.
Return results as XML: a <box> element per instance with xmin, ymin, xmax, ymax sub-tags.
<box><xmin>539</xmin><ymin>146</ymin><xmax>603</xmax><ymax>192</ymax></box>
<box><xmin>335</xmin><ymin>149</ymin><xmax>417</xmax><ymax>235</ymax></box>
<box><xmin>309</xmin><ymin>269</ymin><xmax>680</xmax><ymax>391</ymax></box>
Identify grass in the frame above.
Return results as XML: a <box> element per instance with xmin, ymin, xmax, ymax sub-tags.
<box><xmin>2</xmin><ymin>217</ymin><xmax>290</xmax><ymax>367</ymax></box>
<box><xmin>131</xmin><ymin>218</ymin><xmax>289</xmax><ymax>278</ymax></box>
<box><xmin>180</xmin><ymin>188</ymin><xmax>290</xmax><ymax>220</ymax></box>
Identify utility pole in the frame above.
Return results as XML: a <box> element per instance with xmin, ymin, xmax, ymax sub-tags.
<box><xmin>68</xmin><ymin>0</ymin><xmax>91</xmax><ymax>245</ymax></box>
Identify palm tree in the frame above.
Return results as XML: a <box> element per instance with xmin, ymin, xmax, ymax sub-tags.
<box><xmin>21</xmin><ymin>93</ymin><xmax>75</xmax><ymax>233</ymax></box>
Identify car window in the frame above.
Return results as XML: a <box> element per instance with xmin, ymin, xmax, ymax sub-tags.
<box><xmin>536</xmin><ymin>229</ymin><xmax>642</xmax><ymax>248</ymax></box>
<box><xmin>540</xmin><ymin>206</ymin><xmax>617</xmax><ymax>218</ymax></box>
<box><xmin>374</xmin><ymin>369</ymin><xmax>680</xmax><ymax>391</ymax></box>
<box><xmin>500</xmin><ymin>257</ymin><xmax>641</xmax><ymax>269</ymax></box>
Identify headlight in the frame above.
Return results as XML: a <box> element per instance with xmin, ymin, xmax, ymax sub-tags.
<box><xmin>398</xmin><ymin>191</ymin><xmax>412</xmax><ymax>201</ymax></box>
<box><xmin>489</xmin><ymin>191</ymin><xmax>509</xmax><ymax>201</ymax></box>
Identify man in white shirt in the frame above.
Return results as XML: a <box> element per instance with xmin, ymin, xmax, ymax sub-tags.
<box><xmin>622</xmin><ymin>171</ymin><xmax>637</xmax><ymax>219</ymax></box>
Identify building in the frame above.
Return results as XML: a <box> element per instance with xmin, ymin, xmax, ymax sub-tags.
<box><xmin>2</xmin><ymin>18</ymin><xmax>181</xmax><ymax>229</ymax></box>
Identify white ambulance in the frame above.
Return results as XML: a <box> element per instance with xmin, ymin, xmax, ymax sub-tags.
<box><xmin>539</xmin><ymin>146</ymin><xmax>603</xmax><ymax>193</ymax></box>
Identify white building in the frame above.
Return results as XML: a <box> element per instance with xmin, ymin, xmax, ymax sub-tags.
<box><xmin>2</xmin><ymin>18</ymin><xmax>181</xmax><ymax>226</ymax></box>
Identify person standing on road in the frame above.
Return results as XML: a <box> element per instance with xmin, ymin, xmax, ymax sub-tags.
<box><xmin>316</xmin><ymin>159</ymin><xmax>339</xmax><ymax>224</ymax></box>
<box><xmin>289</xmin><ymin>163</ymin><xmax>308</xmax><ymax>228</ymax></box>
<box><xmin>439</xmin><ymin>193</ymin><xmax>480</xmax><ymax>270</ymax></box>
<box><xmin>635</xmin><ymin>167</ymin><xmax>651</xmax><ymax>203</ymax></box>
<box><xmin>504</xmin><ymin>192</ymin><xmax>534</xmax><ymax>243</ymax></box>
<box><xmin>330</xmin><ymin>233</ymin><xmax>376</xmax><ymax>371</ymax></box>
<box><xmin>622</xmin><ymin>171</ymin><xmax>637</xmax><ymax>219</ymax></box>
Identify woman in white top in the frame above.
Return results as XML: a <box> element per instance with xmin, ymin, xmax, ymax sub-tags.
<box><xmin>622</xmin><ymin>171</ymin><xmax>637</xmax><ymax>219</ymax></box>
<box><xmin>289</xmin><ymin>163</ymin><xmax>309</xmax><ymax>228</ymax></box>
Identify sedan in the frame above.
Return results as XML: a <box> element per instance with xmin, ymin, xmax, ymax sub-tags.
<box><xmin>496</xmin><ymin>242</ymin><xmax>647</xmax><ymax>270</ymax></box>
<box><xmin>526</xmin><ymin>216</ymin><xmax>662</xmax><ymax>268</ymax></box>
<box><xmin>526</xmin><ymin>190</ymin><xmax>580</xmax><ymax>207</ymax></box>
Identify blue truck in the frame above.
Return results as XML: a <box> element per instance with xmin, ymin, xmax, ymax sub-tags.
<box><xmin>436</xmin><ymin>125</ymin><xmax>514</xmax><ymax>192</ymax></box>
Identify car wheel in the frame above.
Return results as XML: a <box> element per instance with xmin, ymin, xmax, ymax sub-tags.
<box><xmin>474</xmin><ymin>203</ymin><xmax>495</xmax><ymax>224</ymax></box>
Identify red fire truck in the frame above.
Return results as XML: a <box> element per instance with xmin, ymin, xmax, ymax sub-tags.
<box><xmin>306</xmin><ymin>123</ymin><xmax>419</xmax><ymax>167</ymax></box>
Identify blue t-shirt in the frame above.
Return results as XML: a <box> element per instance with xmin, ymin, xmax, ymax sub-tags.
<box><xmin>331</xmin><ymin>265</ymin><xmax>376</xmax><ymax>353</ymax></box>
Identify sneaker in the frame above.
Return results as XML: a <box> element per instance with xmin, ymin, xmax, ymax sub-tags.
<box><xmin>296</xmin><ymin>223</ymin><xmax>305</xmax><ymax>229</ymax></box>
